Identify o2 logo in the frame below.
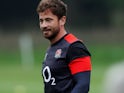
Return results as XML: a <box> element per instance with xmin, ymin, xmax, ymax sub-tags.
<box><xmin>43</xmin><ymin>66</ymin><xmax>56</xmax><ymax>85</ymax></box>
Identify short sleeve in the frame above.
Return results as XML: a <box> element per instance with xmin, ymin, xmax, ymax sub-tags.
<box><xmin>66</xmin><ymin>41</ymin><xmax>92</xmax><ymax>75</ymax></box>
<box><xmin>66</xmin><ymin>41</ymin><xmax>91</xmax><ymax>63</ymax></box>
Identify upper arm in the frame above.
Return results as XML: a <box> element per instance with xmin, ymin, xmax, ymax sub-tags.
<box><xmin>66</xmin><ymin>41</ymin><xmax>92</xmax><ymax>75</ymax></box>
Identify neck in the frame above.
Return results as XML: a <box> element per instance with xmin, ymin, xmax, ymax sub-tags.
<box><xmin>50</xmin><ymin>27</ymin><xmax>67</xmax><ymax>45</ymax></box>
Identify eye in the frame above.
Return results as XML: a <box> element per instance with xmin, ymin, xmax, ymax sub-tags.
<box><xmin>46</xmin><ymin>18</ymin><xmax>53</xmax><ymax>22</ymax></box>
<box><xmin>39</xmin><ymin>19</ymin><xmax>43</xmax><ymax>24</ymax></box>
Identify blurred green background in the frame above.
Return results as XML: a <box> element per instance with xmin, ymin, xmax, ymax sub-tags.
<box><xmin>0</xmin><ymin>0</ymin><xmax>124</xmax><ymax>93</ymax></box>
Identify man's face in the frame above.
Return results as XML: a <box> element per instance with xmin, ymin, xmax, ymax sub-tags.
<box><xmin>39</xmin><ymin>9</ymin><xmax>60</xmax><ymax>40</ymax></box>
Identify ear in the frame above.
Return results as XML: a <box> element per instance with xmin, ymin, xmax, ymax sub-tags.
<box><xmin>59</xmin><ymin>16</ymin><xmax>66</xmax><ymax>26</ymax></box>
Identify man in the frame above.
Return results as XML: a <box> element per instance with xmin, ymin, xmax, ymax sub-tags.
<box><xmin>36</xmin><ymin>0</ymin><xmax>92</xmax><ymax>93</ymax></box>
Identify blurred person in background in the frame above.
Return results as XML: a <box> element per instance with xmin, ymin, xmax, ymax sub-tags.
<box><xmin>36</xmin><ymin>0</ymin><xmax>92</xmax><ymax>93</ymax></box>
<box><xmin>103</xmin><ymin>61</ymin><xmax>124</xmax><ymax>93</ymax></box>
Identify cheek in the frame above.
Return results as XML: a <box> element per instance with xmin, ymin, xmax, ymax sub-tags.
<box><xmin>39</xmin><ymin>22</ymin><xmax>42</xmax><ymax>28</ymax></box>
<box><xmin>39</xmin><ymin>24</ymin><xmax>42</xmax><ymax>30</ymax></box>
<box><xmin>59</xmin><ymin>19</ymin><xmax>63</xmax><ymax>26</ymax></box>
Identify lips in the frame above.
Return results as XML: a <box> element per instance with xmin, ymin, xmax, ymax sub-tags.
<box><xmin>43</xmin><ymin>29</ymin><xmax>51</xmax><ymax>34</ymax></box>
<box><xmin>43</xmin><ymin>31</ymin><xmax>49</xmax><ymax>34</ymax></box>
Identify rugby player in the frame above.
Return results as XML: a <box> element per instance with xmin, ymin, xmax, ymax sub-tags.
<box><xmin>36</xmin><ymin>0</ymin><xmax>92</xmax><ymax>93</ymax></box>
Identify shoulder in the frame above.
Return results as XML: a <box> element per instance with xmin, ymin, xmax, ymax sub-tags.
<box><xmin>64</xmin><ymin>33</ymin><xmax>91</xmax><ymax>56</ymax></box>
<box><xmin>64</xmin><ymin>33</ymin><xmax>85</xmax><ymax>48</ymax></box>
<box><xmin>64</xmin><ymin>33</ymin><xmax>79</xmax><ymax>44</ymax></box>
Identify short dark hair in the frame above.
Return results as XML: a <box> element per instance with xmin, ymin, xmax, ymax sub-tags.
<box><xmin>36</xmin><ymin>0</ymin><xmax>67</xmax><ymax>19</ymax></box>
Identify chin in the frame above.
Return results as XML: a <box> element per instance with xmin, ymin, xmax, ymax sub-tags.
<box><xmin>44</xmin><ymin>35</ymin><xmax>51</xmax><ymax>39</ymax></box>
<box><xmin>43</xmin><ymin>34</ymin><xmax>51</xmax><ymax>38</ymax></box>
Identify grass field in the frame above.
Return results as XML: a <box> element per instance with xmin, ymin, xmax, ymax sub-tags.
<box><xmin>0</xmin><ymin>44</ymin><xmax>124</xmax><ymax>93</ymax></box>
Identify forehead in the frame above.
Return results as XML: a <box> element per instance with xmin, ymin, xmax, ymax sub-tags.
<box><xmin>39</xmin><ymin>9</ymin><xmax>58</xmax><ymax>19</ymax></box>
